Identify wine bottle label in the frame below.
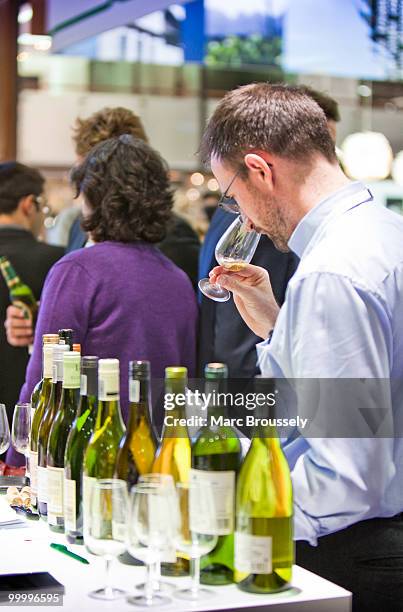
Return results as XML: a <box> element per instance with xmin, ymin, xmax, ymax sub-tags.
<box><xmin>37</xmin><ymin>466</ymin><xmax>48</xmax><ymax>503</ymax></box>
<box><xmin>80</xmin><ymin>374</ymin><xmax>87</xmax><ymax>396</ymax></box>
<box><xmin>129</xmin><ymin>379</ymin><xmax>140</xmax><ymax>403</ymax></box>
<box><xmin>64</xmin><ymin>478</ymin><xmax>77</xmax><ymax>532</ymax></box>
<box><xmin>29</xmin><ymin>451</ymin><xmax>38</xmax><ymax>496</ymax></box>
<box><xmin>235</xmin><ymin>532</ymin><xmax>272</xmax><ymax>574</ymax></box>
<box><xmin>63</xmin><ymin>360</ymin><xmax>80</xmax><ymax>389</ymax></box>
<box><xmin>98</xmin><ymin>372</ymin><xmax>119</xmax><ymax>401</ymax></box>
<box><xmin>47</xmin><ymin>466</ymin><xmax>64</xmax><ymax>516</ymax></box>
<box><xmin>190</xmin><ymin>468</ymin><xmax>235</xmax><ymax>535</ymax></box>
<box><xmin>82</xmin><ymin>475</ymin><xmax>97</xmax><ymax>529</ymax></box>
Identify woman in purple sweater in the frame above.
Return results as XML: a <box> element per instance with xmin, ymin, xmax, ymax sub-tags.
<box><xmin>19</xmin><ymin>134</ymin><xmax>197</xmax><ymax>420</ymax></box>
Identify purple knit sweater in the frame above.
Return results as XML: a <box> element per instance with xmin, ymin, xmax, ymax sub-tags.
<box><xmin>7</xmin><ymin>241</ymin><xmax>197</xmax><ymax>464</ymax></box>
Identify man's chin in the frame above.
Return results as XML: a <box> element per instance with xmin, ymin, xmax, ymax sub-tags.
<box><xmin>262</xmin><ymin>231</ymin><xmax>290</xmax><ymax>253</ymax></box>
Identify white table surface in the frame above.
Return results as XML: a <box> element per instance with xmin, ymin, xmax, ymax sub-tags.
<box><xmin>0</xmin><ymin>500</ymin><xmax>351</xmax><ymax>612</ymax></box>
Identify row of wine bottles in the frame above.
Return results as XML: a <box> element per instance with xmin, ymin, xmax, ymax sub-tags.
<box><xmin>28</xmin><ymin>330</ymin><xmax>294</xmax><ymax>594</ymax></box>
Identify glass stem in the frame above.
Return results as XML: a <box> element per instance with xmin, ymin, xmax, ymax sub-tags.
<box><xmin>153</xmin><ymin>559</ymin><xmax>161</xmax><ymax>590</ymax></box>
<box><xmin>104</xmin><ymin>557</ymin><xmax>113</xmax><ymax>599</ymax></box>
<box><xmin>191</xmin><ymin>556</ymin><xmax>200</xmax><ymax>598</ymax></box>
<box><xmin>145</xmin><ymin>562</ymin><xmax>154</xmax><ymax>605</ymax></box>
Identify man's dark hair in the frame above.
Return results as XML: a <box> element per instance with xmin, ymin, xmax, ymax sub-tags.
<box><xmin>71</xmin><ymin>135</ymin><xmax>173</xmax><ymax>243</ymax></box>
<box><xmin>200</xmin><ymin>83</ymin><xmax>337</xmax><ymax>169</ymax></box>
<box><xmin>298</xmin><ymin>85</ymin><xmax>340</xmax><ymax>122</ymax></box>
<box><xmin>0</xmin><ymin>162</ymin><xmax>44</xmax><ymax>214</ymax></box>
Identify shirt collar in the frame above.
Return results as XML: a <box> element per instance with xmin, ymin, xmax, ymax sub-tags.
<box><xmin>288</xmin><ymin>181</ymin><xmax>372</xmax><ymax>259</ymax></box>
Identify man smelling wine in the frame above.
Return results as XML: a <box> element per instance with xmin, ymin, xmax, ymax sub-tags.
<box><xmin>201</xmin><ymin>83</ymin><xmax>403</xmax><ymax>611</ymax></box>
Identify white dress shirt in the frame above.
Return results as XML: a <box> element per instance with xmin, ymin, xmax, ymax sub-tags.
<box><xmin>257</xmin><ymin>181</ymin><xmax>403</xmax><ymax>544</ymax></box>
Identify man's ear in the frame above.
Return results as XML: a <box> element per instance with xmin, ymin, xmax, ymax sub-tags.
<box><xmin>244</xmin><ymin>153</ymin><xmax>274</xmax><ymax>188</ymax></box>
<box><xmin>19</xmin><ymin>194</ymin><xmax>35</xmax><ymax>217</ymax></box>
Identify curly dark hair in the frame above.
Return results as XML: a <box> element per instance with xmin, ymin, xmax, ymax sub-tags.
<box><xmin>72</xmin><ymin>107</ymin><xmax>148</xmax><ymax>157</ymax></box>
<box><xmin>70</xmin><ymin>135</ymin><xmax>173</xmax><ymax>243</ymax></box>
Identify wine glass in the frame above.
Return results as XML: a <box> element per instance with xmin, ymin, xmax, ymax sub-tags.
<box><xmin>0</xmin><ymin>404</ymin><xmax>10</xmax><ymax>455</ymax></box>
<box><xmin>11</xmin><ymin>403</ymin><xmax>31</xmax><ymax>477</ymax></box>
<box><xmin>126</xmin><ymin>483</ymin><xmax>174</xmax><ymax>607</ymax></box>
<box><xmin>84</xmin><ymin>479</ymin><xmax>128</xmax><ymax>600</ymax></box>
<box><xmin>174</xmin><ymin>481</ymin><xmax>218</xmax><ymax>601</ymax></box>
<box><xmin>136</xmin><ymin>474</ymin><xmax>176</xmax><ymax>593</ymax></box>
<box><xmin>198</xmin><ymin>214</ymin><xmax>260</xmax><ymax>302</ymax></box>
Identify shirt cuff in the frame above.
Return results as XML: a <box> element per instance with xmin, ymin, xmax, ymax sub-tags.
<box><xmin>293</xmin><ymin>502</ymin><xmax>319</xmax><ymax>546</ymax></box>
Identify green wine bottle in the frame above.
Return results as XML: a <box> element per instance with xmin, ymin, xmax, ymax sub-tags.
<box><xmin>30</xmin><ymin>334</ymin><xmax>60</xmax><ymax>412</ymax></box>
<box><xmin>191</xmin><ymin>363</ymin><xmax>241</xmax><ymax>585</ymax></box>
<box><xmin>37</xmin><ymin>343</ymin><xmax>70</xmax><ymax>519</ymax></box>
<box><xmin>58</xmin><ymin>329</ymin><xmax>74</xmax><ymax>350</ymax></box>
<box><xmin>29</xmin><ymin>340</ymin><xmax>59</xmax><ymax>507</ymax></box>
<box><xmin>47</xmin><ymin>352</ymin><xmax>81</xmax><ymax>532</ymax></box>
<box><xmin>235</xmin><ymin>378</ymin><xmax>293</xmax><ymax>594</ymax></box>
<box><xmin>64</xmin><ymin>356</ymin><xmax>98</xmax><ymax>545</ymax></box>
<box><xmin>115</xmin><ymin>361</ymin><xmax>157</xmax><ymax>489</ymax></box>
<box><xmin>83</xmin><ymin>359</ymin><xmax>125</xmax><ymax>530</ymax></box>
<box><xmin>0</xmin><ymin>256</ymin><xmax>38</xmax><ymax>324</ymax></box>
<box><xmin>152</xmin><ymin>366</ymin><xmax>191</xmax><ymax>577</ymax></box>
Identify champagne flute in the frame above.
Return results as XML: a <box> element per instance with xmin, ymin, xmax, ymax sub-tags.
<box><xmin>127</xmin><ymin>483</ymin><xmax>173</xmax><ymax>607</ymax></box>
<box><xmin>198</xmin><ymin>214</ymin><xmax>260</xmax><ymax>302</ymax></box>
<box><xmin>0</xmin><ymin>404</ymin><xmax>10</xmax><ymax>455</ymax></box>
<box><xmin>11</xmin><ymin>403</ymin><xmax>31</xmax><ymax>477</ymax></box>
<box><xmin>174</xmin><ymin>481</ymin><xmax>218</xmax><ymax>601</ymax></box>
<box><xmin>84</xmin><ymin>479</ymin><xmax>128</xmax><ymax>600</ymax></box>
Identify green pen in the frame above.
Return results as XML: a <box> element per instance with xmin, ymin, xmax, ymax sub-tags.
<box><xmin>50</xmin><ymin>543</ymin><xmax>90</xmax><ymax>565</ymax></box>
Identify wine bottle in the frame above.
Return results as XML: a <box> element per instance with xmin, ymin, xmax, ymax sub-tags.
<box><xmin>47</xmin><ymin>352</ymin><xmax>81</xmax><ymax>532</ymax></box>
<box><xmin>0</xmin><ymin>256</ymin><xmax>38</xmax><ymax>324</ymax></box>
<box><xmin>29</xmin><ymin>341</ymin><xmax>59</xmax><ymax>508</ymax></box>
<box><xmin>115</xmin><ymin>361</ymin><xmax>157</xmax><ymax>489</ymax></box>
<box><xmin>191</xmin><ymin>363</ymin><xmax>241</xmax><ymax>585</ymax></box>
<box><xmin>152</xmin><ymin>366</ymin><xmax>191</xmax><ymax>577</ymax></box>
<box><xmin>72</xmin><ymin>344</ymin><xmax>81</xmax><ymax>353</ymax></box>
<box><xmin>58</xmin><ymin>329</ymin><xmax>74</xmax><ymax>350</ymax></box>
<box><xmin>30</xmin><ymin>334</ymin><xmax>60</xmax><ymax>410</ymax></box>
<box><xmin>234</xmin><ymin>378</ymin><xmax>293</xmax><ymax>594</ymax></box>
<box><xmin>83</xmin><ymin>359</ymin><xmax>125</xmax><ymax>529</ymax></box>
<box><xmin>37</xmin><ymin>343</ymin><xmax>70</xmax><ymax>519</ymax></box>
<box><xmin>64</xmin><ymin>356</ymin><xmax>98</xmax><ymax>544</ymax></box>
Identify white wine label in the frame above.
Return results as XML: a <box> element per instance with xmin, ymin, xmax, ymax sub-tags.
<box><xmin>82</xmin><ymin>475</ymin><xmax>97</xmax><ymax>530</ymax></box>
<box><xmin>29</xmin><ymin>451</ymin><xmax>38</xmax><ymax>496</ymax></box>
<box><xmin>129</xmin><ymin>379</ymin><xmax>140</xmax><ymax>403</ymax></box>
<box><xmin>37</xmin><ymin>466</ymin><xmax>48</xmax><ymax>503</ymax></box>
<box><xmin>64</xmin><ymin>360</ymin><xmax>80</xmax><ymax>389</ymax></box>
<box><xmin>47</xmin><ymin>466</ymin><xmax>64</xmax><ymax>516</ymax></box>
<box><xmin>235</xmin><ymin>532</ymin><xmax>272</xmax><ymax>575</ymax></box>
<box><xmin>64</xmin><ymin>478</ymin><xmax>77</xmax><ymax>532</ymax></box>
<box><xmin>98</xmin><ymin>372</ymin><xmax>119</xmax><ymax>401</ymax></box>
<box><xmin>80</xmin><ymin>374</ymin><xmax>87</xmax><ymax>396</ymax></box>
<box><xmin>190</xmin><ymin>469</ymin><xmax>235</xmax><ymax>535</ymax></box>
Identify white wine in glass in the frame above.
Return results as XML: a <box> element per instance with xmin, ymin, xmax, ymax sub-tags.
<box><xmin>199</xmin><ymin>215</ymin><xmax>260</xmax><ymax>302</ymax></box>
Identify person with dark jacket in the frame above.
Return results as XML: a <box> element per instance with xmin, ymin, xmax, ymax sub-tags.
<box><xmin>0</xmin><ymin>163</ymin><xmax>64</xmax><ymax>426</ymax></box>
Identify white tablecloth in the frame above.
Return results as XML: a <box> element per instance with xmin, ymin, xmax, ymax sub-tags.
<box><xmin>0</xmin><ymin>499</ymin><xmax>351</xmax><ymax>612</ymax></box>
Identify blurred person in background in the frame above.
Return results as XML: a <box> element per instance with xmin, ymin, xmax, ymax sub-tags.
<box><xmin>201</xmin><ymin>190</ymin><xmax>220</xmax><ymax>222</ymax></box>
<box><xmin>67</xmin><ymin>107</ymin><xmax>200</xmax><ymax>288</ymax></box>
<box><xmin>6</xmin><ymin>106</ymin><xmax>200</xmax><ymax>350</ymax></box>
<box><xmin>0</xmin><ymin>163</ymin><xmax>64</xmax><ymax>431</ymax></box>
<box><xmin>198</xmin><ymin>86</ymin><xmax>340</xmax><ymax>376</ymax></box>
<box><xmin>7</xmin><ymin>135</ymin><xmax>197</xmax><ymax>466</ymax></box>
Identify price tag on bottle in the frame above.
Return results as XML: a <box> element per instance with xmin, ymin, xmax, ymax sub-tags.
<box><xmin>64</xmin><ymin>478</ymin><xmax>77</xmax><ymax>532</ymax></box>
<box><xmin>190</xmin><ymin>469</ymin><xmax>235</xmax><ymax>535</ymax></box>
<box><xmin>129</xmin><ymin>380</ymin><xmax>140</xmax><ymax>403</ymax></box>
<box><xmin>235</xmin><ymin>532</ymin><xmax>272</xmax><ymax>574</ymax></box>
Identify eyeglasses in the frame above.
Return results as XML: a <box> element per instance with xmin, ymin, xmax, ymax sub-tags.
<box><xmin>32</xmin><ymin>194</ymin><xmax>49</xmax><ymax>214</ymax></box>
<box><xmin>218</xmin><ymin>168</ymin><xmax>242</xmax><ymax>214</ymax></box>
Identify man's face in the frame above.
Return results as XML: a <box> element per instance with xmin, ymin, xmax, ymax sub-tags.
<box><xmin>211</xmin><ymin>156</ymin><xmax>292</xmax><ymax>252</ymax></box>
<box><xmin>29</xmin><ymin>195</ymin><xmax>45</xmax><ymax>238</ymax></box>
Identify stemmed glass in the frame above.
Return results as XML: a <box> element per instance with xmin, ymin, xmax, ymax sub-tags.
<box><xmin>0</xmin><ymin>404</ymin><xmax>10</xmax><ymax>455</ymax></box>
<box><xmin>11</xmin><ymin>403</ymin><xmax>31</xmax><ymax>477</ymax></box>
<box><xmin>174</xmin><ymin>481</ymin><xmax>218</xmax><ymax>601</ymax></box>
<box><xmin>198</xmin><ymin>214</ymin><xmax>260</xmax><ymax>302</ymax></box>
<box><xmin>127</xmin><ymin>482</ymin><xmax>174</xmax><ymax>607</ymax></box>
<box><xmin>84</xmin><ymin>479</ymin><xmax>128</xmax><ymax>600</ymax></box>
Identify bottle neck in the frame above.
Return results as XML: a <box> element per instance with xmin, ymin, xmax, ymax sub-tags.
<box><xmin>0</xmin><ymin>260</ymin><xmax>20</xmax><ymax>288</ymax></box>
<box><xmin>162</xmin><ymin>378</ymin><xmax>188</xmax><ymax>437</ymax></box>
<box><xmin>127</xmin><ymin>378</ymin><xmax>152</xmax><ymax>431</ymax></box>
<box><xmin>204</xmin><ymin>378</ymin><xmax>228</xmax><ymax>420</ymax></box>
